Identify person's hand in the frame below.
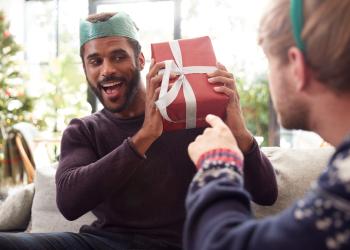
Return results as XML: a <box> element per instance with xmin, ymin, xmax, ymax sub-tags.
<box><xmin>188</xmin><ymin>114</ymin><xmax>243</xmax><ymax>166</ymax></box>
<box><xmin>141</xmin><ymin>59</ymin><xmax>164</xmax><ymax>138</ymax></box>
<box><xmin>207</xmin><ymin>62</ymin><xmax>254</xmax><ymax>153</ymax></box>
<box><xmin>131</xmin><ymin>59</ymin><xmax>170</xmax><ymax>155</ymax></box>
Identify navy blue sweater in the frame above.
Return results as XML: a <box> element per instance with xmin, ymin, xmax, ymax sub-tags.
<box><xmin>184</xmin><ymin>135</ymin><xmax>350</xmax><ymax>250</ymax></box>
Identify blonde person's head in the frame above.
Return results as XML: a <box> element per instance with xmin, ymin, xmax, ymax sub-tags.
<box><xmin>258</xmin><ymin>0</ymin><xmax>350</xmax><ymax>93</ymax></box>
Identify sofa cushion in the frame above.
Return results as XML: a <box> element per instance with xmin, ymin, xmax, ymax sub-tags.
<box><xmin>30</xmin><ymin>164</ymin><xmax>96</xmax><ymax>233</ymax></box>
<box><xmin>252</xmin><ymin>146</ymin><xmax>335</xmax><ymax>218</ymax></box>
<box><xmin>0</xmin><ymin>183</ymin><xmax>34</xmax><ymax>231</ymax></box>
<box><xmin>29</xmin><ymin>146</ymin><xmax>334</xmax><ymax>231</ymax></box>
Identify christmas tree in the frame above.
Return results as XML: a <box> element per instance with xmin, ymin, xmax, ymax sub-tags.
<box><xmin>0</xmin><ymin>10</ymin><xmax>35</xmax><ymax>127</ymax></box>
<box><xmin>0</xmin><ymin>10</ymin><xmax>36</xmax><ymax>170</ymax></box>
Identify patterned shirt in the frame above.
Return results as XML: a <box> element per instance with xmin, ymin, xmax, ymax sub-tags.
<box><xmin>184</xmin><ymin>135</ymin><xmax>350</xmax><ymax>250</ymax></box>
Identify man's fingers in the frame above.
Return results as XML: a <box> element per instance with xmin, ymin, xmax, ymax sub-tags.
<box><xmin>208</xmin><ymin>69</ymin><xmax>233</xmax><ymax>79</ymax></box>
<box><xmin>205</xmin><ymin>114</ymin><xmax>226</xmax><ymax>128</ymax></box>
<box><xmin>150</xmin><ymin>74</ymin><xmax>163</xmax><ymax>86</ymax></box>
<box><xmin>148</xmin><ymin>72</ymin><xmax>178</xmax><ymax>95</ymax></box>
<box><xmin>149</xmin><ymin>58</ymin><xmax>155</xmax><ymax>70</ymax></box>
<box><xmin>208</xmin><ymin>76</ymin><xmax>235</xmax><ymax>87</ymax></box>
<box><xmin>146</xmin><ymin>61</ymin><xmax>165</xmax><ymax>83</ymax></box>
<box><xmin>152</xmin><ymin>87</ymin><xmax>161</xmax><ymax>103</ymax></box>
<box><xmin>216</xmin><ymin>61</ymin><xmax>227</xmax><ymax>71</ymax></box>
<box><xmin>207</xmin><ymin>62</ymin><xmax>231</xmax><ymax>77</ymax></box>
<box><xmin>151</xmin><ymin>90</ymin><xmax>160</xmax><ymax>112</ymax></box>
<box><xmin>213</xmin><ymin>86</ymin><xmax>235</xmax><ymax>98</ymax></box>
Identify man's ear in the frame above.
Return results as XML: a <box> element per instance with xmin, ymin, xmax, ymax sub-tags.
<box><xmin>287</xmin><ymin>46</ymin><xmax>309</xmax><ymax>92</ymax></box>
<box><xmin>138</xmin><ymin>52</ymin><xmax>145</xmax><ymax>70</ymax></box>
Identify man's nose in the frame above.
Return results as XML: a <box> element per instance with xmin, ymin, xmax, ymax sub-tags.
<box><xmin>101</xmin><ymin>60</ymin><xmax>117</xmax><ymax>77</ymax></box>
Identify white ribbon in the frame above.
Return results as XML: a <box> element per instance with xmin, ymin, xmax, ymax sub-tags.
<box><xmin>155</xmin><ymin>40</ymin><xmax>217</xmax><ymax>129</ymax></box>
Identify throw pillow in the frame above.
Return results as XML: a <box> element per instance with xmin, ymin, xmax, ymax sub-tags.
<box><xmin>30</xmin><ymin>163</ymin><xmax>96</xmax><ymax>233</ymax></box>
<box><xmin>252</xmin><ymin>146</ymin><xmax>334</xmax><ymax>218</ymax></box>
<box><xmin>0</xmin><ymin>183</ymin><xmax>34</xmax><ymax>231</ymax></box>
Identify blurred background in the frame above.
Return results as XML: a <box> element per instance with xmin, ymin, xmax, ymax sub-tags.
<box><xmin>0</xmin><ymin>0</ymin><xmax>325</xmax><ymax>185</ymax></box>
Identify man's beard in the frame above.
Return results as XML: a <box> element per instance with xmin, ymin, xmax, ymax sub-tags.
<box><xmin>278</xmin><ymin>101</ymin><xmax>310</xmax><ymax>131</ymax></box>
<box><xmin>88</xmin><ymin>69</ymin><xmax>141</xmax><ymax>113</ymax></box>
<box><xmin>274</xmin><ymin>75</ymin><xmax>310</xmax><ymax>131</ymax></box>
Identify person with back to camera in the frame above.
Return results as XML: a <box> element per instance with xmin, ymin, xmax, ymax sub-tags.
<box><xmin>184</xmin><ymin>0</ymin><xmax>350</xmax><ymax>249</ymax></box>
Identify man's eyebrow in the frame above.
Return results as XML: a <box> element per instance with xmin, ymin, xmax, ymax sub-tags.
<box><xmin>86</xmin><ymin>49</ymin><xmax>128</xmax><ymax>60</ymax></box>
<box><xmin>86</xmin><ymin>53</ymin><xmax>99</xmax><ymax>60</ymax></box>
<box><xmin>110</xmin><ymin>49</ymin><xmax>128</xmax><ymax>55</ymax></box>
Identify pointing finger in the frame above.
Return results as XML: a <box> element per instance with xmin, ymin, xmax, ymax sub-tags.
<box><xmin>205</xmin><ymin>114</ymin><xmax>226</xmax><ymax>128</ymax></box>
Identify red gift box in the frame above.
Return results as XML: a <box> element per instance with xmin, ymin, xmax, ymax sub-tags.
<box><xmin>151</xmin><ymin>36</ymin><xmax>229</xmax><ymax>131</ymax></box>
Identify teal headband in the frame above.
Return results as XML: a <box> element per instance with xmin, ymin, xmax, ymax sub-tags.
<box><xmin>80</xmin><ymin>12</ymin><xmax>139</xmax><ymax>47</ymax></box>
<box><xmin>290</xmin><ymin>0</ymin><xmax>305</xmax><ymax>52</ymax></box>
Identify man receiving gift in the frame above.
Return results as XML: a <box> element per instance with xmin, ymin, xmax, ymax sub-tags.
<box><xmin>0</xmin><ymin>12</ymin><xmax>277</xmax><ymax>249</ymax></box>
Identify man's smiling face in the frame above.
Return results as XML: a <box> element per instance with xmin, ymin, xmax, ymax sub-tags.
<box><xmin>83</xmin><ymin>36</ymin><xmax>144</xmax><ymax>114</ymax></box>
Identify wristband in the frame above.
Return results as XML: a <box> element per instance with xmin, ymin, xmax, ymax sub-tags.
<box><xmin>196</xmin><ymin>148</ymin><xmax>243</xmax><ymax>171</ymax></box>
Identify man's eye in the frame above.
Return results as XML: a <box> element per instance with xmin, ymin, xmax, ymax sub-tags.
<box><xmin>114</xmin><ymin>55</ymin><xmax>126</xmax><ymax>62</ymax></box>
<box><xmin>89</xmin><ymin>58</ymin><xmax>102</xmax><ymax>65</ymax></box>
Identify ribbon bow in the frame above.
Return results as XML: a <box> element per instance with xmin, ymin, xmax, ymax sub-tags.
<box><xmin>155</xmin><ymin>40</ymin><xmax>217</xmax><ymax>129</ymax></box>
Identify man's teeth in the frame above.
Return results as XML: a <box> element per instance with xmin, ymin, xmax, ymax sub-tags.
<box><xmin>102</xmin><ymin>82</ymin><xmax>122</xmax><ymax>87</ymax></box>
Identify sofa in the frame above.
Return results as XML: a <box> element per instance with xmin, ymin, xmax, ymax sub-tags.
<box><xmin>0</xmin><ymin>146</ymin><xmax>335</xmax><ymax>233</ymax></box>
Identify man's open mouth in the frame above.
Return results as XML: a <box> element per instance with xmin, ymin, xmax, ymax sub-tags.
<box><xmin>101</xmin><ymin>81</ymin><xmax>124</xmax><ymax>94</ymax></box>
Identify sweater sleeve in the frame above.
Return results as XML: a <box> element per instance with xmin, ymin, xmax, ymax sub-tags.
<box><xmin>184</xmin><ymin>147</ymin><xmax>350</xmax><ymax>250</ymax></box>
<box><xmin>55</xmin><ymin>118</ymin><xmax>145</xmax><ymax>220</ymax></box>
<box><xmin>243</xmin><ymin>139</ymin><xmax>278</xmax><ymax>205</ymax></box>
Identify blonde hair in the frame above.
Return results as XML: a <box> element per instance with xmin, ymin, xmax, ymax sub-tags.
<box><xmin>259</xmin><ymin>0</ymin><xmax>350</xmax><ymax>93</ymax></box>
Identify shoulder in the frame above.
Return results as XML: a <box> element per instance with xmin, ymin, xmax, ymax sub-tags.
<box><xmin>315</xmin><ymin>135</ymin><xmax>350</xmax><ymax>203</ymax></box>
<box><xmin>335</xmin><ymin>135</ymin><xmax>350</xmax><ymax>159</ymax></box>
<box><xmin>76</xmin><ymin>110</ymin><xmax>107</xmax><ymax>126</ymax></box>
<box><xmin>62</xmin><ymin>111</ymin><xmax>108</xmax><ymax>140</ymax></box>
<box><xmin>67</xmin><ymin>110</ymin><xmax>107</xmax><ymax>130</ymax></box>
<box><xmin>329</xmin><ymin>135</ymin><xmax>350</xmax><ymax>173</ymax></box>
<box><xmin>327</xmin><ymin>136</ymin><xmax>350</xmax><ymax>186</ymax></box>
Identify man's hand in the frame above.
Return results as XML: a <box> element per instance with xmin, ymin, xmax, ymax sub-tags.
<box><xmin>143</xmin><ymin>59</ymin><xmax>165</xmax><ymax>137</ymax></box>
<box><xmin>188</xmin><ymin>114</ymin><xmax>243</xmax><ymax>165</ymax></box>
<box><xmin>131</xmin><ymin>59</ymin><xmax>166</xmax><ymax>155</ymax></box>
<box><xmin>207</xmin><ymin>62</ymin><xmax>254</xmax><ymax>153</ymax></box>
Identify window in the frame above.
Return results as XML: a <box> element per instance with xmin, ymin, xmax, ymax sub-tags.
<box><xmin>24</xmin><ymin>0</ymin><xmax>90</xmax><ymax>133</ymax></box>
<box><xmin>3</xmin><ymin>0</ymin><xmax>323</xmax><ymax>148</ymax></box>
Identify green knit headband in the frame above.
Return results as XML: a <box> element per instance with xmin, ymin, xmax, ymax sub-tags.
<box><xmin>80</xmin><ymin>12</ymin><xmax>139</xmax><ymax>47</ymax></box>
<box><xmin>290</xmin><ymin>0</ymin><xmax>305</xmax><ymax>52</ymax></box>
